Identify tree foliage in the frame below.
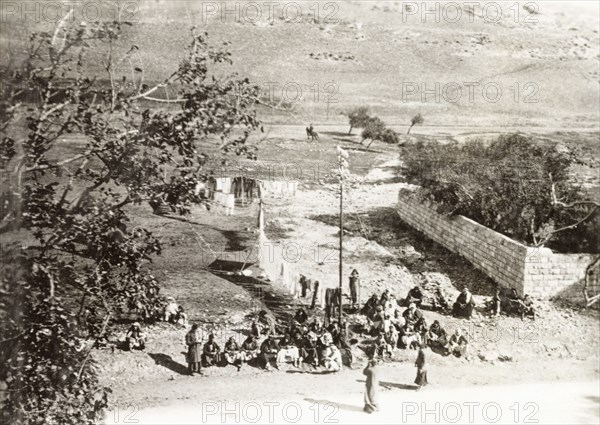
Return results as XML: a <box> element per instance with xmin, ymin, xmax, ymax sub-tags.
<box><xmin>407</xmin><ymin>113</ymin><xmax>424</xmax><ymax>134</ymax></box>
<box><xmin>402</xmin><ymin>134</ymin><xmax>599</xmax><ymax>253</ymax></box>
<box><xmin>380</xmin><ymin>128</ymin><xmax>399</xmax><ymax>145</ymax></box>
<box><xmin>360</xmin><ymin>117</ymin><xmax>399</xmax><ymax>148</ymax></box>
<box><xmin>0</xmin><ymin>20</ymin><xmax>260</xmax><ymax>424</ymax></box>
<box><xmin>360</xmin><ymin>117</ymin><xmax>386</xmax><ymax>144</ymax></box>
<box><xmin>347</xmin><ymin>106</ymin><xmax>371</xmax><ymax>135</ymax></box>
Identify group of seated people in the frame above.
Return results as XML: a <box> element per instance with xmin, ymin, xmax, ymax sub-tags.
<box><xmin>253</xmin><ymin>308</ymin><xmax>350</xmax><ymax>372</ymax></box>
<box><xmin>360</xmin><ymin>289</ymin><xmax>471</xmax><ymax>358</ymax></box>
<box><xmin>196</xmin><ymin>309</ymin><xmax>350</xmax><ymax>373</ymax></box>
<box><xmin>494</xmin><ymin>288</ymin><xmax>536</xmax><ymax>320</ymax></box>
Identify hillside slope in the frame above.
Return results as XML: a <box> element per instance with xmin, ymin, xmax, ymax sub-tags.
<box><xmin>1</xmin><ymin>1</ymin><xmax>599</xmax><ymax>125</ymax></box>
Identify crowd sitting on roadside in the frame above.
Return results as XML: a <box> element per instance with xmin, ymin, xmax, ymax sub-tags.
<box><xmin>181</xmin><ymin>308</ymin><xmax>350</xmax><ymax>375</ymax></box>
<box><xmin>135</xmin><ymin>282</ymin><xmax>535</xmax><ymax>377</ymax></box>
<box><xmin>359</xmin><ymin>287</ymin><xmax>472</xmax><ymax>358</ymax></box>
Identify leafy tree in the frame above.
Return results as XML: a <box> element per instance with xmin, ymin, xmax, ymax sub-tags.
<box><xmin>360</xmin><ymin>117</ymin><xmax>386</xmax><ymax>147</ymax></box>
<box><xmin>347</xmin><ymin>106</ymin><xmax>371</xmax><ymax>135</ymax></box>
<box><xmin>402</xmin><ymin>134</ymin><xmax>599</xmax><ymax>253</ymax></box>
<box><xmin>0</xmin><ymin>19</ymin><xmax>260</xmax><ymax>424</ymax></box>
<box><xmin>407</xmin><ymin>113</ymin><xmax>424</xmax><ymax>134</ymax></box>
<box><xmin>380</xmin><ymin>128</ymin><xmax>399</xmax><ymax>145</ymax></box>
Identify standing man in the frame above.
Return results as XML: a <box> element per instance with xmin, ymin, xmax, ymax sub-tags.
<box><xmin>185</xmin><ymin>324</ymin><xmax>203</xmax><ymax>376</ymax></box>
<box><xmin>349</xmin><ymin>269</ymin><xmax>360</xmax><ymax>308</ymax></box>
<box><xmin>363</xmin><ymin>358</ymin><xmax>380</xmax><ymax>413</ymax></box>
<box><xmin>414</xmin><ymin>343</ymin><xmax>428</xmax><ymax>390</ymax></box>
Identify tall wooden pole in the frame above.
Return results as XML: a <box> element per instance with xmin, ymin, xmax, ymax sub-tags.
<box><xmin>338</xmin><ymin>173</ymin><xmax>343</xmax><ymax>325</ymax></box>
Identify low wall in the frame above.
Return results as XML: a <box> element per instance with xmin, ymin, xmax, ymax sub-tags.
<box><xmin>397</xmin><ymin>192</ymin><xmax>599</xmax><ymax>305</ymax></box>
<box><xmin>256</xmin><ymin>232</ymin><xmax>327</xmax><ymax>308</ymax></box>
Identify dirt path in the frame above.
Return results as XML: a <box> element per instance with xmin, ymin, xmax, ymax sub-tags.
<box><xmin>106</xmin><ymin>379</ymin><xmax>599</xmax><ymax>424</ymax></box>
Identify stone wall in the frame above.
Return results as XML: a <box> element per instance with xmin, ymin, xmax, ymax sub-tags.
<box><xmin>397</xmin><ymin>192</ymin><xmax>598</xmax><ymax>306</ymax></box>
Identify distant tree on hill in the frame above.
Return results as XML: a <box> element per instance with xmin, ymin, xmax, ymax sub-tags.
<box><xmin>360</xmin><ymin>117</ymin><xmax>386</xmax><ymax>147</ymax></box>
<box><xmin>380</xmin><ymin>128</ymin><xmax>399</xmax><ymax>145</ymax></box>
<box><xmin>347</xmin><ymin>106</ymin><xmax>371</xmax><ymax>135</ymax></box>
<box><xmin>407</xmin><ymin>113</ymin><xmax>424</xmax><ymax>134</ymax></box>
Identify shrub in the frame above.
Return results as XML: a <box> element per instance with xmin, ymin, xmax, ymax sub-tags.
<box><xmin>347</xmin><ymin>106</ymin><xmax>371</xmax><ymax>135</ymax></box>
<box><xmin>402</xmin><ymin>134</ymin><xmax>599</xmax><ymax>253</ymax></box>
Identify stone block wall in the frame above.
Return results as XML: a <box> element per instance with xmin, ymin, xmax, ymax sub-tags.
<box><xmin>397</xmin><ymin>192</ymin><xmax>598</xmax><ymax>306</ymax></box>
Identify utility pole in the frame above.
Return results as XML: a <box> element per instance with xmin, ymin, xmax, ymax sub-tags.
<box><xmin>338</xmin><ymin>171</ymin><xmax>343</xmax><ymax>324</ymax></box>
<box><xmin>336</xmin><ymin>146</ymin><xmax>348</xmax><ymax>325</ymax></box>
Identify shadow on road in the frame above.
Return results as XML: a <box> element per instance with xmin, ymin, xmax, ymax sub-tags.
<box><xmin>148</xmin><ymin>353</ymin><xmax>189</xmax><ymax>375</ymax></box>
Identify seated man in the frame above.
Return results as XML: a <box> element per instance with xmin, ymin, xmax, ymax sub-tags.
<box><xmin>276</xmin><ymin>334</ymin><xmax>300</xmax><ymax>368</ymax></box>
<box><xmin>369</xmin><ymin>306</ymin><xmax>386</xmax><ymax>336</ymax></box>
<box><xmin>383</xmin><ymin>324</ymin><xmax>398</xmax><ymax>356</ymax></box>
<box><xmin>447</xmin><ymin>329</ymin><xmax>469</xmax><ymax>357</ymax></box>
<box><xmin>433</xmin><ymin>287</ymin><xmax>450</xmax><ymax>311</ymax></box>
<box><xmin>390</xmin><ymin>309</ymin><xmax>406</xmax><ymax>333</ymax></box>
<box><xmin>240</xmin><ymin>334</ymin><xmax>259</xmax><ymax>366</ymax></box>
<box><xmin>452</xmin><ymin>288</ymin><xmax>475</xmax><ymax>319</ymax></box>
<box><xmin>321</xmin><ymin>344</ymin><xmax>343</xmax><ymax>372</ymax></box>
<box><xmin>310</xmin><ymin>318</ymin><xmax>325</xmax><ymax>337</ymax></box>
<box><xmin>293</xmin><ymin>308</ymin><xmax>308</xmax><ymax>326</ymax></box>
<box><xmin>399</xmin><ymin>324</ymin><xmax>421</xmax><ymax>350</ymax></box>
<box><xmin>258</xmin><ymin>310</ymin><xmax>276</xmax><ymax>336</ymax></box>
<box><xmin>330</xmin><ymin>322</ymin><xmax>353</xmax><ymax>367</ymax></box>
<box><xmin>519</xmin><ymin>294</ymin><xmax>536</xmax><ymax>321</ymax></box>
<box><xmin>202</xmin><ymin>334</ymin><xmax>221</xmax><ymax>367</ymax></box>
<box><xmin>224</xmin><ymin>336</ymin><xmax>243</xmax><ymax>371</ymax></box>
<box><xmin>384</xmin><ymin>294</ymin><xmax>400</xmax><ymax>320</ymax></box>
<box><xmin>405</xmin><ymin>286</ymin><xmax>424</xmax><ymax>307</ymax></box>
<box><xmin>360</xmin><ymin>294</ymin><xmax>380</xmax><ymax>319</ymax></box>
<box><xmin>426</xmin><ymin>320</ymin><xmax>448</xmax><ymax>349</ymax></box>
<box><xmin>163</xmin><ymin>297</ymin><xmax>179</xmax><ymax>323</ymax></box>
<box><xmin>374</xmin><ymin>333</ymin><xmax>392</xmax><ymax>358</ymax></box>
<box><xmin>259</xmin><ymin>335</ymin><xmax>280</xmax><ymax>371</ymax></box>
<box><xmin>125</xmin><ymin>322</ymin><xmax>146</xmax><ymax>351</ymax></box>
<box><xmin>299</xmin><ymin>332</ymin><xmax>319</xmax><ymax>367</ymax></box>
<box><xmin>402</xmin><ymin>303</ymin><xmax>424</xmax><ymax>329</ymax></box>
<box><xmin>174</xmin><ymin>306</ymin><xmax>188</xmax><ymax>327</ymax></box>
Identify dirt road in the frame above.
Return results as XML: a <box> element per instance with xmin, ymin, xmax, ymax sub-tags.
<box><xmin>105</xmin><ymin>380</ymin><xmax>599</xmax><ymax>424</ymax></box>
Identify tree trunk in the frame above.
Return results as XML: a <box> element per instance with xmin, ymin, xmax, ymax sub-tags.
<box><xmin>366</xmin><ymin>138</ymin><xmax>376</xmax><ymax>149</ymax></box>
<box><xmin>407</xmin><ymin>124</ymin><xmax>414</xmax><ymax>135</ymax></box>
<box><xmin>348</xmin><ymin>125</ymin><xmax>353</xmax><ymax>135</ymax></box>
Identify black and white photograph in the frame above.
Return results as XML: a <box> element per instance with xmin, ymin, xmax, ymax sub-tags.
<box><xmin>0</xmin><ymin>1</ymin><xmax>599</xmax><ymax>424</ymax></box>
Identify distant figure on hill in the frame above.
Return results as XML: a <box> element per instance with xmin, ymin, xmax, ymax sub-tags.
<box><xmin>306</xmin><ymin>124</ymin><xmax>319</xmax><ymax>142</ymax></box>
